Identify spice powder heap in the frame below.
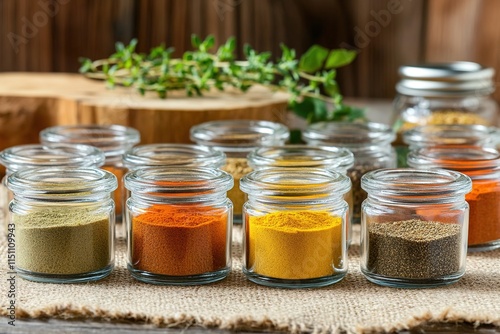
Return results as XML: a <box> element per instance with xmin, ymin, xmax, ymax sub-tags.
<box><xmin>367</xmin><ymin>219</ymin><xmax>461</xmax><ymax>279</ymax></box>
<box><xmin>132</xmin><ymin>204</ymin><xmax>228</xmax><ymax>276</ymax></box>
<box><xmin>222</xmin><ymin>158</ymin><xmax>252</xmax><ymax>217</ymax></box>
<box><xmin>246</xmin><ymin>210</ymin><xmax>342</xmax><ymax>280</ymax></box>
<box><xmin>466</xmin><ymin>181</ymin><xmax>500</xmax><ymax>246</ymax></box>
<box><xmin>15</xmin><ymin>208</ymin><xmax>110</xmax><ymax>275</ymax></box>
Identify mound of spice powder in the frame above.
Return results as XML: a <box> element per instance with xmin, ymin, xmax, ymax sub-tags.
<box><xmin>14</xmin><ymin>208</ymin><xmax>111</xmax><ymax>275</ymax></box>
<box><xmin>466</xmin><ymin>181</ymin><xmax>500</xmax><ymax>246</ymax></box>
<box><xmin>366</xmin><ymin>219</ymin><xmax>461</xmax><ymax>279</ymax></box>
<box><xmin>132</xmin><ymin>204</ymin><xmax>228</xmax><ymax>276</ymax></box>
<box><xmin>246</xmin><ymin>211</ymin><xmax>342</xmax><ymax>280</ymax></box>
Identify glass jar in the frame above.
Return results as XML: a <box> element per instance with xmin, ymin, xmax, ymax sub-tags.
<box><xmin>122</xmin><ymin>144</ymin><xmax>226</xmax><ymax>217</ymax></box>
<box><xmin>40</xmin><ymin>125</ymin><xmax>141</xmax><ymax>220</ymax></box>
<box><xmin>408</xmin><ymin>147</ymin><xmax>500</xmax><ymax>252</ymax></box>
<box><xmin>403</xmin><ymin>124</ymin><xmax>499</xmax><ymax>150</ymax></box>
<box><xmin>8</xmin><ymin>167</ymin><xmax>117</xmax><ymax>283</ymax></box>
<box><xmin>240</xmin><ymin>168</ymin><xmax>350</xmax><ymax>288</ymax></box>
<box><xmin>393</xmin><ymin>62</ymin><xmax>497</xmax><ymax>143</ymax></box>
<box><xmin>247</xmin><ymin>145</ymin><xmax>355</xmax><ymax>245</ymax></box>
<box><xmin>190</xmin><ymin>120</ymin><xmax>289</xmax><ymax>223</ymax></box>
<box><xmin>124</xmin><ymin>167</ymin><xmax>233</xmax><ymax>285</ymax></box>
<box><xmin>0</xmin><ymin>144</ymin><xmax>105</xmax><ymax>233</ymax></box>
<box><xmin>302</xmin><ymin>122</ymin><xmax>397</xmax><ymax>224</ymax></box>
<box><xmin>361</xmin><ymin>168</ymin><xmax>471</xmax><ymax>288</ymax></box>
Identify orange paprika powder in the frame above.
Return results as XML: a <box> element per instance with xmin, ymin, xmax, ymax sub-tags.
<box><xmin>132</xmin><ymin>204</ymin><xmax>229</xmax><ymax>276</ymax></box>
<box><xmin>466</xmin><ymin>180</ymin><xmax>500</xmax><ymax>246</ymax></box>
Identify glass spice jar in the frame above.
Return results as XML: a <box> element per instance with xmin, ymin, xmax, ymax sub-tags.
<box><xmin>0</xmin><ymin>144</ymin><xmax>105</xmax><ymax>234</ymax></box>
<box><xmin>122</xmin><ymin>144</ymin><xmax>226</xmax><ymax>216</ymax></box>
<box><xmin>40</xmin><ymin>125</ymin><xmax>141</xmax><ymax>221</ymax></box>
<box><xmin>8</xmin><ymin>167</ymin><xmax>117</xmax><ymax>283</ymax></box>
<box><xmin>190</xmin><ymin>120</ymin><xmax>289</xmax><ymax>223</ymax></box>
<box><xmin>360</xmin><ymin>168</ymin><xmax>472</xmax><ymax>288</ymax></box>
<box><xmin>124</xmin><ymin>167</ymin><xmax>233</xmax><ymax>285</ymax></box>
<box><xmin>240</xmin><ymin>168</ymin><xmax>350</xmax><ymax>288</ymax></box>
<box><xmin>408</xmin><ymin>146</ymin><xmax>500</xmax><ymax>252</ymax></box>
<box><xmin>403</xmin><ymin>124</ymin><xmax>499</xmax><ymax>150</ymax></box>
<box><xmin>247</xmin><ymin>145</ymin><xmax>355</xmax><ymax>245</ymax></box>
<box><xmin>302</xmin><ymin>121</ymin><xmax>397</xmax><ymax>224</ymax></box>
<box><xmin>392</xmin><ymin>62</ymin><xmax>497</xmax><ymax>161</ymax></box>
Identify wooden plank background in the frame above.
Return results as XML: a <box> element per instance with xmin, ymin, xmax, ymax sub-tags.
<box><xmin>0</xmin><ymin>0</ymin><xmax>499</xmax><ymax>103</ymax></box>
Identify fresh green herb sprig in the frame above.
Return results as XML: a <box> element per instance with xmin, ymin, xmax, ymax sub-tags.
<box><xmin>79</xmin><ymin>35</ymin><xmax>365</xmax><ymax>123</ymax></box>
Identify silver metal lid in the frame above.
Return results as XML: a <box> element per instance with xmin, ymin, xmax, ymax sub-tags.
<box><xmin>397</xmin><ymin>62</ymin><xmax>495</xmax><ymax>97</ymax></box>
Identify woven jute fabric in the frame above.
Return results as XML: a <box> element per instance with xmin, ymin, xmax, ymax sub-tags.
<box><xmin>1</xmin><ymin>225</ymin><xmax>499</xmax><ymax>334</ymax></box>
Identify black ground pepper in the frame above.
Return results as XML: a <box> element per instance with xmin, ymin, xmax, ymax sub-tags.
<box><xmin>366</xmin><ymin>219</ymin><xmax>462</xmax><ymax>279</ymax></box>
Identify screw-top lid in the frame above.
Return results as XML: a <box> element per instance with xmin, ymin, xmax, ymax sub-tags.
<box><xmin>397</xmin><ymin>62</ymin><xmax>495</xmax><ymax>97</ymax></box>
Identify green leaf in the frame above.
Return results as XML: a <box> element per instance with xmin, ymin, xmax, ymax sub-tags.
<box><xmin>78</xmin><ymin>58</ymin><xmax>92</xmax><ymax>73</ymax></box>
<box><xmin>325</xmin><ymin>49</ymin><xmax>357</xmax><ymax>69</ymax></box>
<box><xmin>290</xmin><ymin>97</ymin><xmax>328</xmax><ymax>123</ymax></box>
<box><xmin>299</xmin><ymin>45</ymin><xmax>329</xmax><ymax>73</ymax></box>
<box><xmin>191</xmin><ymin>35</ymin><xmax>202</xmax><ymax>48</ymax></box>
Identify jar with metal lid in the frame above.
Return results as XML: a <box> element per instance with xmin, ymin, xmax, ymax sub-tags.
<box><xmin>240</xmin><ymin>168</ymin><xmax>350</xmax><ymax>288</ymax></box>
<box><xmin>302</xmin><ymin>121</ymin><xmax>397</xmax><ymax>224</ymax></box>
<box><xmin>190</xmin><ymin>120</ymin><xmax>289</xmax><ymax>223</ymax></box>
<box><xmin>393</xmin><ymin>62</ymin><xmax>497</xmax><ymax>142</ymax></box>
<box><xmin>8</xmin><ymin>167</ymin><xmax>117</xmax><ymax>283</ymax></box>
<box><xmin>40</xmin><ymin>125</ymin><xmax>141</xmax><ymax>220</ymax></box>
<box><xmin>247</xmin><ymin>145</ymin><xmax>355</xmax><ymax>244</ymax></box>
<box><xmin>361</xmin><ymin>168</ymin><xmax>471</xmax><ymax>288</ymax></box>
<box><xmin>0</xmin><ymin>144</ymin><xmax>105</xmax><ymax>233</ymax></box>
<box><xmin>403</xmin><ymin>124</ymin><xmax>499</xmax><ymax>149</ymax></box>
<box><xmin>124</xmin><ymin>167</ymin><xmax>233</xmax><ymax>285</ymax></box>
<box><xmin>408</xmin><ymin>146</ymin><xmax>500</xmax><ymax>252</ymax></box>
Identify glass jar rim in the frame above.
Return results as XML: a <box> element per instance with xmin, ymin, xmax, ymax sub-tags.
<box><xmin>40</xmin><ymin>124</ymin><xmax>141</xmax><ymax>158</ymax></box>
<box><xmin>407</xmin><ymin>146</ymin><xmax>500</xmax><ymax>171</ymax></box>
<box><xmin>190</xmin><ymin>119</ymin><xmax>290</xmax><ymax>153</ymax></box>
<box><xmin>361</xmin><ymin>168</ymin><xmax>472</xmax><ymax>199</ymax></box>
<box><xmin>123</xmin><ymin>144</ymin><xmax>226</xmax><ymax>170</ymax></box>
<box><xmin>247</xmin><ymin>145</ymin><xmax>354</xmax><ymax>170</ymax></box>
<box><xmin>403</xmin><ymin>124</ymin><xmax>498</xmax><ymax>147</ymax></box>
<box><xmin>7</xmin><ymin>167</ymin><xmax>118</xmax><ymax>199</ymax></box>
<box><xmin>240</xmin><ymin>167</ymin><xmax>351</xmax><ymax>198</ymax></box>
<box><xmin>0</xmin><ymin>144</ymin><xmax>105</xmax><ymax>172</ymax></box>
<box><xmin>124</xmin><ymin>167</ymin><xmax>233</xmax><ymax>195</ymax></box>
<box><xmin>302</xmin><ymin>121</ymin><xmax>395</xmax><ymax>147</ymax></box>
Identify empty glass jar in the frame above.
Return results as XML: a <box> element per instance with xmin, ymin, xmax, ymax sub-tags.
<box><xmin>8</xmin><ymin>167</ymin><xmax>117</xmax><ymax>283</ymax></box>
<box><xmin>190</xmin><ymin>120</ymin><xmax>289</xmax><ymax>223</ymax></box>
<box><xmin>40</xmin><ymin>125</ymin><xmax>140</xmax><ymax>220</ymax></box>
<box><xmin>361</xmin><ymin>168</ymin><xmax>471</xmax><ymax>288</ymax></box>
<box><xmin>124</xmin><ymin>167</ymin><xmax>233</xmax><ymax>285</ymax></box>
<box><xmin>240</xmin><ymin>168</ymin><xmax>350</xmax><ymax>288</ymax></box>
<box><xmin>302</xmin><ymin>122</ymin><xmax>397</xmax><ymax>224</ymax></box>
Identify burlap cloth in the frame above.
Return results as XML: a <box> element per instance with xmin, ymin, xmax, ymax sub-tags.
<box><xmin>1</xmin><ymin>225</ymin><xmax>499</xmax><ymax>334</ymax></box>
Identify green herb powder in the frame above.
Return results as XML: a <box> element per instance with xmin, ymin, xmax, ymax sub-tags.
<box><xmin>14</xmin><ymin>207</ymin><xmax>111</xmax><ymax>275</ymax></box>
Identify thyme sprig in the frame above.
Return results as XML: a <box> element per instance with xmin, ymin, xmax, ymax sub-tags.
<box><xmin>79</xmin><ymin>35</ymin><xmax>364</xmax><ymax>123</ymax></box>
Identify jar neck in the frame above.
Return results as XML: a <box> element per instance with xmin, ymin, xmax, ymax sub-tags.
<box><xmin>129</xmin><ymin>192</ymin><xmax>230</xmax><ymax>207</ymax></box>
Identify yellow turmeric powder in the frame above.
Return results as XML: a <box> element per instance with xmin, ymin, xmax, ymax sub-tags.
<box><xmin>246</xmin><ymin>210</ymin><xmax>343</xmax><ymax>280</ymax></box>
